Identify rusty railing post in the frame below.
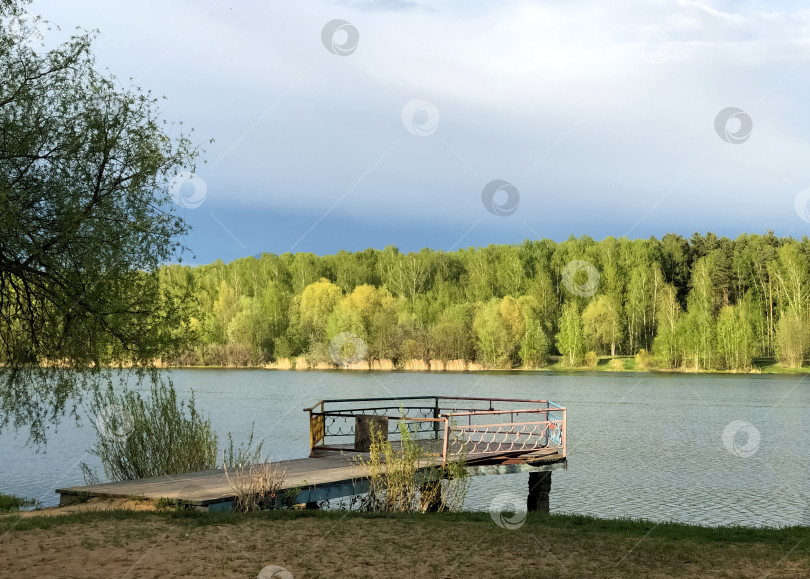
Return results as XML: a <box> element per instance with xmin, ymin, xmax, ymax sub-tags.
<box><xmin>562</xmin><ymin>407</ymin><xmax>567</xmax><ymax>457</ymax></box>
<box><xmin>433</xmin><ymin>397</ymin><xmax>440</xmax><ymax>440</ymax></box>
<box><xmin>441</xmin><ymin>417</ymin><xmax>450</xmax><ymax>467</ymax></box>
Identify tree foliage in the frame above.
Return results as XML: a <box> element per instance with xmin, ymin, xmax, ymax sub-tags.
<box><xmin>165</xmin><ymin>232</ymin><xmax>810</xmax><ymax>373</ymax></box>
<box><xmin>0</xmin><ymin>1</ymin><xmax>202</xmax><ymax>440</ymax></box>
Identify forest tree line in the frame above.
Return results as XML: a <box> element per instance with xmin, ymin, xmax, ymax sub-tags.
<box><xmin>158</xmin><ymin>232</ymin><xmax>810</xmax><ymax>371</ymax></box>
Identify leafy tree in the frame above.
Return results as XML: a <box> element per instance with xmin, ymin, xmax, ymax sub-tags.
<box><xmin>227</xmin><ymin>297</ymin><xmax>269</xmax><ymax>361</ymax></box>
<box><xmin>516</xmin><ymin>295</ymin><xmax>549</xmax><ymax>367</ymax></box>
<box><xmin>472</xmin><ymin>297</ymin><xmax>524</xmax><ymax>367</ymax></box>
<box><xmin>582</xmin><ymin>295</ymin><xmax>620</xmax><ymax>356</ymax></box>
<box><xmin>0</xmin><ymin>1</ymin><xmax>201</xmax><ymax>441</ymax></box>
<box><xmin>770</xmin><ymin>244</ymin><xmax>810</xmax><ymax>318</ymax></box>
<box><xmin>652</xmin><ymin>284</ymin><xmax>683</xmax><ymax>368</ymax></box>
<box><xmin>769</xmin><ymin>244</ymin><xmax>810</xmax><ymax>367</ymax></box>
<box><xmin>429</xmin><ymin>304</ymin><xmax>474</xmax><ymax>361</ymax></box>
<box><xmin>287</xmin><ymin>253</ymin><xmax>322</xmax><ymax>295</ymax></box>
<box><xmin>326</xmin><ymin>284</ymin><xmax>397</xmax><ymax>360</ymax></box>
<box><xmin>463</xmin><ymin>247</ymin><xmax>497</xmax><ymax>302</ymax></box>
<box><xmin>259</xmin><ymin>281</ymin><xmax>291</xmax><ymax>348</ymax></box>
<box><xmin>212</xmin><ymin>281</ymin><xmax>239</xmax><ymax>342</ymax></box>
<box><xmin>774</xmin><ymin>313</ymin><xmax>808</xmax><ymax>368</ymax></box>
<box><xmin>732</xmin><ymin>233</ymin><xmax>779</xmax><ymax>356</ymax></box>
<box><xmin>556</xmin><ymin>301</ymin><xmax>585</xmax><ymax>366</ymax></box>
<box><xmin>625</xmin><ymin>265</ymin><xmax>663</xmax><ymax>353</ymax></box>
<box><xmin>495</xmin><ymin>247</ymin><xmax>527</xmax><ymax>297</ymax></box>
<box><xmin>716</xmin><ymin>299</ymin><xmax>757</xmax><ymax>370</ymax></box>
<box><xmin>525</xmin><ymin>271</ymin><xmax>558</xmax><ymax>338</ymax></box>
<box><xmin>299</xmin><ymin>278</ymin><xmax>342</xmax><ymax>345</ymax></box>
<box><xmin>678</xmin><ymin>258</ymin><xmax>718</xmax><ymax>370</ymax></box>
<box><xmin>332</xmin><ymin>248</ymin><xmax>380</xmax><ymax>292</ymax></box>
<box><xmin>660</xmin><ymin>233</ymin><xmax>691</xmax><ymax>304</ymax></box>
<box><xmin>379</xmin><ymin>246</ymin><xmax>432</xmax><ymax>304</ymax></box>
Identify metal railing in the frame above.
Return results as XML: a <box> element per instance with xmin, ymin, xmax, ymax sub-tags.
<box><xmin>303</xmin><ymin>396</ymin><xmax>566</xmax><ymax>465</ymax></box>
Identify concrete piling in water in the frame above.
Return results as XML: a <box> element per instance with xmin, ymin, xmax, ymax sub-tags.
<box><xmin>354</xmin><ymin>415</ymin><xmax>388</xmax><ymax>452</ymax></box>
<box><xmin>420</xmin><ymin>480</ymin><xmax>442</xmax><ymax>512</ymax></box>
<box><xmin>527</xmin><ymin>471</ymin><xmax>552</xmax><ymax>513</ymax></box>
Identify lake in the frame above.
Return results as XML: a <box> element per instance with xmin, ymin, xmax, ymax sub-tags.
<box><xmin>2</xmin><ymin>370</ymin><xmax>808</xmax><ymax>527</ymax></box>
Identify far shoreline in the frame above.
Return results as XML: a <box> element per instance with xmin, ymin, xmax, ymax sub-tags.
<box><xmin>156</xmin><ymin>356</ymin><xmax>810</xmax><ymax>376</ymax></box>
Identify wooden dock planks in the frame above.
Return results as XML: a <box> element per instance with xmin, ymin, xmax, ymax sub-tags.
<box><xmin>56</xmin><ymin>450</ymin><xmax>565</xmax><ymax>509</ymax></box>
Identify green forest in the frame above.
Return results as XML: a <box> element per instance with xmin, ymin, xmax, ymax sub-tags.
<box><xmin>158</xmin><ymin>232</ymin><xmax>810</xmax><ymax>372</ymax></box>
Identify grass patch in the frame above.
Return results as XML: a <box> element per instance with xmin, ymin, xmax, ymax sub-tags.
<box><xmin>0</xmin><ymin>493</ymin><xmax>41</xmax><ymax>512</ymax></box>
<box><xmin>753</xmin><ymin>358</ymin><xmax>810</xmax><ymax>374</ymax></box>
<box><xmin>1</xmin><ymin>510</ymin><xmax>807</xmax><ymax>577</ymax></box>
<box><xmin>543</xmin><ymin>356</ymin><xmax>639</xmax><ymax>372</ymax></box>
<box><xmin>2</xmin><ymin>509</ymin><xmax>808</xmax><ymax>542</ymax></box>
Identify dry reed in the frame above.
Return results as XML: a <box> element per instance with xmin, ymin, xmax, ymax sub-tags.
<box><xmin>223</xmin><ymin>457</ymin><xmax>287</xmax><ymax>512</ymax></box>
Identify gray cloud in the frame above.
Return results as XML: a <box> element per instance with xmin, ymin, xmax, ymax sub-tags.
<box><xmin>29</xmin><ymin>0</ymin><xmax>810</xmax><ymax>258</ymax></box>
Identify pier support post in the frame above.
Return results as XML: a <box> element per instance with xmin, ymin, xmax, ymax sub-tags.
<box><xmin>527</xmin><ymin>471</ymin><xmax>551</xmax><ymax>513</ymax></box>
<box><xmin>420</xmin><ymin>480</ymin><xmax>442</xmax><ymax>512</ymax></box>
<box><xmin>355</xmin><ymin>415</ymin><xmax>388</xmax><ymax>452</ymax></box>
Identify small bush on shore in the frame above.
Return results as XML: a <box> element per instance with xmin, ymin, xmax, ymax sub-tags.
<box><xmin>357</xmin><ymin>420</ymin><xmax>469</xmax><ymax>513</ymax></box>
<box><xmin>0</xmin><ymin>493</ymin><xmax>41</xmax><ymax>512</ymax></box>
<box><xmin>84</xmin><ymin>378</ymin><xmax>218</xmax><ymax>481</ymax></box>
<box><xmin>635</xmin><ymin>349</ymin><xmax>656</xmax><ymax>370</ymax></box>
<box><xmin>223</xmin><ymin>459</ymin><xmax>286</xmax><ymax>512</ymax></box>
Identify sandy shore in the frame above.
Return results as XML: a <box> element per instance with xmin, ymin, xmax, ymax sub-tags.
<box><xmin>2</xmin><ymin>510</ymin><xmax>808</xmax><ymax>578</ymax></box>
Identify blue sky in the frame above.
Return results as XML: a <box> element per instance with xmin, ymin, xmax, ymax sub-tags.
<box><xmin>31</xmin><ymin>0</ymin><xmax>810</xmax><ymax>264</ymax></box>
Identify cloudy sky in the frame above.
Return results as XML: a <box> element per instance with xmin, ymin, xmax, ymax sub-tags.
<box><xmin>30</xmin><ymin>0</ymin><xmax>810</xmax><ymax>263</ymax></box>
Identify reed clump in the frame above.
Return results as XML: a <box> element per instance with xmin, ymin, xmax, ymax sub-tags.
<box><xmin>223</xmin><ymin>458</ymin><xmax>287</xmax><ymax>512</ymax></box>
<box><xmin>356</xmin><ymin>420</ymin><xmax>469</xmax><ymax>513</ymax></box>
<box><xmin>403</xmin><ymin>359</ymin><xmax>429</xmax><ymax>371</ymax></box>
<box><xmin>444</xmin><ymin>359</ymin><xmax>467</xmax><ymax>371</ymax></box>
<box><xmin>371</xmin><ymin>359</ymin><xmax>395</xmax><ymax>371</ymax></box>
<box><xmin>0</xmin><ymin>493</ymin><xmax>41</xmax><ymax>512</ymax></box>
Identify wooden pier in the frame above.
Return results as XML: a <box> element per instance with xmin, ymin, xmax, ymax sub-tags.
<box><xmin>57</xmin><ymin>396</ymin><xmax>567</xmax><ymax>512</ymax></box>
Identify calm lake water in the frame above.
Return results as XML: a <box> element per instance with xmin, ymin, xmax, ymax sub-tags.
<box><xmin>2</xmin><ymin>370</ymin><xmax>809</xmax><ymax>527</ymax></box>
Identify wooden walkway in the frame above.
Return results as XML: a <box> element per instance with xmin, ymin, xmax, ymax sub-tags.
<box><xmin>56</xmin><ymin>449</ymin><xmax>566</xmax><ymax>511</ymax></box>
<box><xmin>57</xmin><ymin>396</ymin><xmax>568</xmax><ymax>511</ymax></box>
